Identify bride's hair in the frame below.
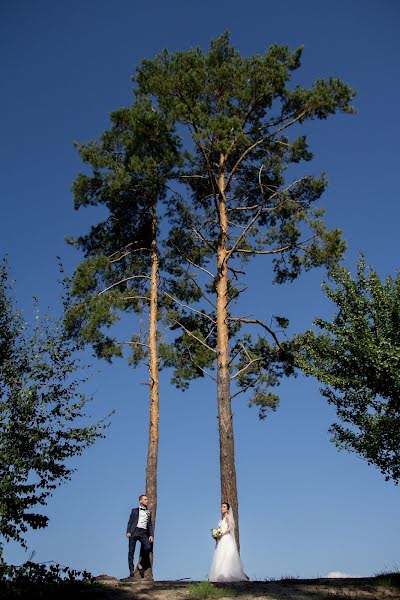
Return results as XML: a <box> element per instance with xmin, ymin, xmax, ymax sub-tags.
<box><xmin>222</xmin><ymin>502</ymin><xmax>230</xmax><ymax>510</ymax></box>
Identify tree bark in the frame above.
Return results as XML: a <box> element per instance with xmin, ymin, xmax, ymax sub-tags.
<box><xmin>138</xmin><ymin>196</ymin><xmax>159</xmax><ymax>580</ymax></box>
<box><xmin>216</xmin><ymin>156</ymin><xmax>240</xmax><ymax>551</ymax></box>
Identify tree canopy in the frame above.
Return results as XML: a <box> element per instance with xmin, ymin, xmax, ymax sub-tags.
<box><xmin>297</xmin><ymin>257</ymin><xmax>400</xmax><ymax>483</ymax></box>
<box><xmin>0</xmin><ymin>261</ymin><xmax>107</xmax><ymax>553</ymax></box>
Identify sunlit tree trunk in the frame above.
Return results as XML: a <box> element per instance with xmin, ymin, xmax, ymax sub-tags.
<box><xmin>216</xmin><ymin>156</ymin><xmax>240</xmax><ymax>551</ymax></box>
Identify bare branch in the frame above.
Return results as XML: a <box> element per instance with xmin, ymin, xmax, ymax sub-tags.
<box><xmin>228</xmin><ymin>317</ymin><xmax>284</xmax><ymax>351</ymax></box>
<box><xmin>169</xmin><ymin>242</ymin><xmax>215</xmax><ymax>279</ymax></box>
<box><xmin>231</xmin><ymin>357</ymin><xmax>263</xmax><ymax>380</ymax></box>
<box><xmin>190</xmin><ymin>226</ymin><xmax>217</xmax><ymax>252</ymax></box>
<box><xmin>183</xmin><ymin>271</ymin><xmax>217</xmax><ymax>309</ymax></box>
<box><xmin>98</xmin><ymin>275</ymin><xmax>151</xmax><ymax>296</ymax></box>
<box><xmin>110</xmin><ymin>247</ymin><xmax>150</xmax><ymax>263</ymax></box>
<box><xmin>173</xmin><ymin>319</ymin><xmax>217</xmax><ymax>354</ymax></box>
<box><xmin>228</xmin><ymin>265</ymin><xmax>246</xmax><ymax>280</ymax></box>
<box><xmin>118</xmin><ymin>340</ymin><xmax>150</xmax><ymax>348</ymax></box>
<box><xmin>233</xmin><ymin>244</ymin><xmax>293</xmax><ymax>255</ymax></box>
<box><xmin>109</xmin><ymin>242</ymin><xmax>150</xmax><ymax>261</ymax></box>
<box><xmin>164</xmin><ymin>291</ymin><xmax>216</xmax><ymax>324</ymax></box>
<box><xmin>231</xmin><ymin>373</ymin><xmax>263</xmax><ymax>399</ymax></box>
<box><xmin>121</xmin><ymin>296</ymin><xmax>151</xmax><ymax>302</ymax></box>
<box><xmin>186</xmin><ymin>348</ymin><xmax>217</xmax><ymax>382</ymax></box>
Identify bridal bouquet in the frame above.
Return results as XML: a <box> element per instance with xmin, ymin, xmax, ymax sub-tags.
<box><xmin>211</xmin><ymin>527</ymin><xmax>222</xmax><ymax>540</ymax></box>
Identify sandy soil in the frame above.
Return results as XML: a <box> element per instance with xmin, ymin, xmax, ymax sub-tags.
<box><xmin>93</xmin><ymin>575</ymin><xmax>399</xmax><ymax>600</ymax></box>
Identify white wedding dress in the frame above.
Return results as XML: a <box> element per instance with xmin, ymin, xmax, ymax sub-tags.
<box><xmin>209</xmin><ymin>512</ymin><xmax>247</xmax><ymax>582</ymax></box>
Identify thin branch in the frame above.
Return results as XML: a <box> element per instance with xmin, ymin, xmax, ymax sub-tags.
<box><xmin>231</xmin><ymin>357</ymin><xmax>263</xmax><ymax>380</ymax></box>
<box><xmin>183</xmin><ymin>271</ymin><xmax>217</xmax><ymax>310</ymax></box>
<box><xmin>238</xmin><ymin>341</ymin><xmax>252</xmax><ymax>361</ymax></box>
<box><xmin>231</xmin><ymin>373</ymin><xmax>264</xmax><ymax>399</ymax></box>
<box><xmin>169</xmin><ymin>242</ymin><xmax>215</xmax><ymax>279</ymax></box>
<box><xmin>164</xmin><ymin>291</ymin><xmax>216</xmax><ymax>324</ymax></box>
<box><xmin>109</xmin><ymin>243</ymin><xmax>150</xmax><ymax>260</ymax></box>
<box><xmin>122</xmin><ymin>296</ymin><xmax>151</xmax><ymax>302</ymax></box>
<box><xmin>186</xmin><ymin>348</ymin><xmax>217</xmax><ymax>382</ymax></box>
<box><xmin>110</xmin><ymin>247</ymin><xmax>150</xmax><ymax>263</ymax></box>
<box><xmin>233</xmin><ymin>244</ymin><xmax>293</xmax><ymax>255</ymax></box>
<box><xmin>228</xmin><ymin>265</ymin><xmax>246</xmax><ymax>279</ymax></box>
<box><xmin>190</xmin><ymin>226</ymin><xmax>217</xmax><ymax>252</ymax></box>
<box><xmin>98</xmin><ymin>275</ymin><xmax>151</xmax><ymax>296</ymax></box>
<box><xmin>228</xmin><ymin>317</ymin><xmax>284</xmax><ymax>351</ymax></box>
<box><xmin>118</xmin><ymin>341</ymin><xmax>150</xmax><ymax>348</ymax></box>
<box><xmin>226</xmin><ymin>287</ymin><xmax>248</xmax><ymax>308</ymax></box>
<box><xmin>173</xmin><ymin>319</ymin><xmax>217</xmax><ymax>354</ymax></box>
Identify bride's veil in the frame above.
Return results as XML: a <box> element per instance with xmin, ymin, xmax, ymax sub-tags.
<box><xmin>227</xmin><ymin>506</ymin><xmax>235</xmax><ymax>535</ymax></box>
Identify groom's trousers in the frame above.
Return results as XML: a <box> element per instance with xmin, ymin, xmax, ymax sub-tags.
<box><xmin>128</xmin><ymin>527</ymin><xmax>151</xmax><ymax>573</ymax></box>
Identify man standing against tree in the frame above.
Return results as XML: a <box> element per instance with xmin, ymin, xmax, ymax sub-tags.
<box><xmin>126</xmin><ymin>494</ymin><xmax>154</xmax><ymax>577</ymax></box>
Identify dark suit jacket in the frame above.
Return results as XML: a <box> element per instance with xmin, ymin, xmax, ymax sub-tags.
<box><xmin>126</xmin><ymin>507</ymin><xmax>154</xmax><ymax>537</ymax></box>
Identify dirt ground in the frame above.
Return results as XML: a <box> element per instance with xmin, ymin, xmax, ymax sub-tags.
<box><xmin>93</xmin><ymin>575</ymin><xmax>400</xmax><ymax>600</ymax></box>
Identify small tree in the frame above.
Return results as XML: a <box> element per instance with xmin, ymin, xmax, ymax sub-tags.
<box><xmin>0</xmin><ymin>260</ymin><xmax>106</xmax><ymax>556</ymax></box>
<box><xmin>297</xmin><ymin>257</ymin><xmax>400</xmax><ymax>484</ymax></box>
<box><xmin>136</xmin><ymin>32</ymin><xmax>355</xmax><ymax>547</ymax></box>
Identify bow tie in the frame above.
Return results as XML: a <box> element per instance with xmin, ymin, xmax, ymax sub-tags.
<box><xmin>139</xmin><ymin>507</ymin><xmax>147</xmax><ymax>510</ymax></box>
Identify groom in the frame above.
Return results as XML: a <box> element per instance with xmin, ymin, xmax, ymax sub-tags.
<box><xmin>126</xmin><ymin>494</ymin><xmax>154</xmax><ymax>577</ymax></box>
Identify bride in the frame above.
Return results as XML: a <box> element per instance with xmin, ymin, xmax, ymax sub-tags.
<box><xmin>209</xmin><ymin>502</ymin><xmax>248</xmax><ymax>582</ymax></box>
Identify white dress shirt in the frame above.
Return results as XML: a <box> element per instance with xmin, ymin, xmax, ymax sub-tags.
<box><xmin>137</xmin><ymin>506</ymin><xmax>150</xmax><ymax>529</ymax></box>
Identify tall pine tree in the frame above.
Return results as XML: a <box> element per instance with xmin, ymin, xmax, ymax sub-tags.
<box><xmin>135</xmin><ymin>33</ymin><xmax>355</xmax><ymax>548</ymax></box>
<box><xmin>66</xmin><ymin>99</ymin><xmax>180</xmax><ymax>576</ymax></box>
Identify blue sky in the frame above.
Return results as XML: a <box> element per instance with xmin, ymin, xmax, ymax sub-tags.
<box><xmin>1</xmin><ymin>0</ymin><xmax>399</xmax><ymax>581</ymax></box>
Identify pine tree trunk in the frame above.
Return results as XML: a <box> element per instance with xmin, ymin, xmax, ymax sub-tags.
<box><xmin>216</xmin><ymin>157</ymin><xmax>240</xmax><ymax>551</ymax></box>
<box><xmin>137</xmin><ymin>196</ymin><xmax>159</xmax><ymax>581</ymax></box>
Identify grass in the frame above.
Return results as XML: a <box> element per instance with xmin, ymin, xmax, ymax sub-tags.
<box><xmin>373</xmin><ymin>570</ymin><xmax>400</xmax><ymax>590</ymax></box>
<box><xmin>186</xmin><ymin>581</ymin><xmax>230</xmax><ymax>599</ymax></box>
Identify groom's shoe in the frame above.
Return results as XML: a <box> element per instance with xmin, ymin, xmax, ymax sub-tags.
<box><xmin>137</xmin><ymin>565</ymin><xmax>145</xmax><ymax>579</ymax></box>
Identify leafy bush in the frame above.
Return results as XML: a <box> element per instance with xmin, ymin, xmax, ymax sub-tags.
<box><xmin>0</xmin><ymin>560</ymin><xmax>100</xmax><ymax>599</ymax></box>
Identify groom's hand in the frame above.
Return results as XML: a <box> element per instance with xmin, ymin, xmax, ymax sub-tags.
<box><xmin>149</xmin><ymin>536</ymin><xmax>153</xmax><ymax>543</ymax></box>
<box><xmin>126</xmin><ymin>533</ymin><xmax>131</xmax><ymax>538</ymax></box>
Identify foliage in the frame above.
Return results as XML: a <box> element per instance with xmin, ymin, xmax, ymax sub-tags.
<box><xmin>66</xmin><ymin>98</ymin><xmax>180</xmax><ymax>363</ymax></box>
<box><xmin>0</xmin><ymin>260</ymin><xmax>107</xmax><ymax>552</ymax></box>
<box><xmin>297</xmin><ymin>257</ymin><xmax>400</xmax><ymax>483</ymax></box>
<box><xmin>135</xmin><ymin>32</ymin><xmax>355</xmax><ymax>416</ymax></box>
<box><xmin>373</xmin><ymin>570</ymin><xmax>400</xmax><ymax>590</ymax></box>
<box><xmin>0</xmin><ymin>560</ymin><xmax>99</xmax><ymax>600</ymax></box>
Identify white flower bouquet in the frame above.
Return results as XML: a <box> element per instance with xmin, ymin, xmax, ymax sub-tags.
<box><xmin>211</xmin><ymin>527</ymin><xmax>222</xmax><ymax>540</ymax></box>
